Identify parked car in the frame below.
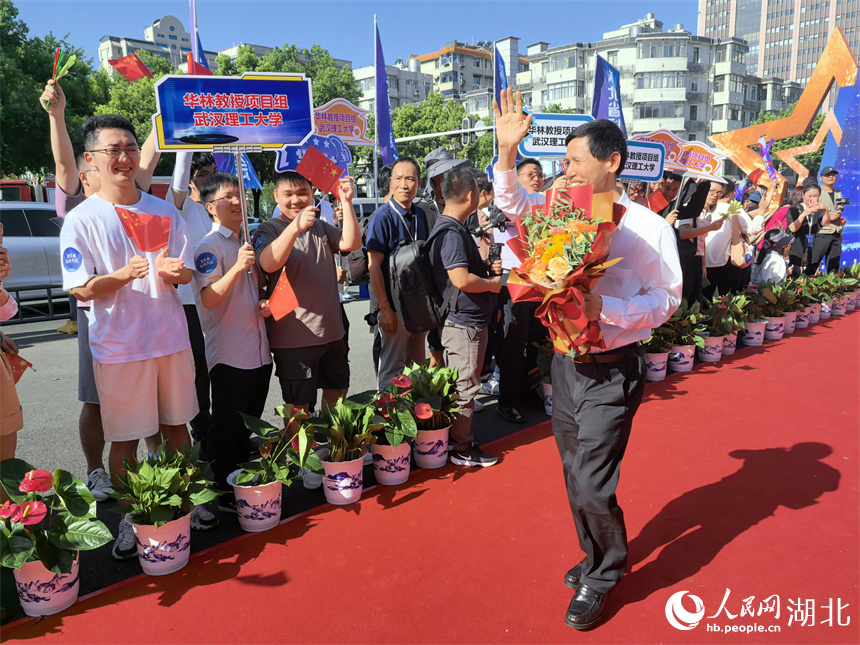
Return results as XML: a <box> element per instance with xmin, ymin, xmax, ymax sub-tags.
<box><xmin>1</xmin><ymin>202</ymin><xmax>64</xmax><ymax>300</ymax></box>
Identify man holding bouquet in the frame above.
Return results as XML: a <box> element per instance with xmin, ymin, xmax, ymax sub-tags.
<box><xmin>493</xmin><ymin>88</ymin><xmax>682</xmax><ymax>629</ymax></box>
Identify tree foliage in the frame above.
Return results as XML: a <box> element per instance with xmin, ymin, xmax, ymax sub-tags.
<box><xmin>750</xmin><ymin>102</ymin><xmax>826</xmax><ymax>178</ymax></box>
<box><xmin>541</xmin><ymin>103</ymin><xmax>578</xmax><ymax>114</ymax></box>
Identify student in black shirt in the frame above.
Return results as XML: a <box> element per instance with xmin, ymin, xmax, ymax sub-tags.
<box><xmin>430</xmin><ymin>165</ymin><xmax>502</xmax><ymax>468</ymax></box>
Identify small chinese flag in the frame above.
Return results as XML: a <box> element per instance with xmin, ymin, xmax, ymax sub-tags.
<box><xmin>646</xmin><ymin>191</ymin><xmax>669</xmax><ymax>214</ymax></box>
<box><xmin>187</xmin><ymin>52</ymin><xmax>213</xmax><ymax>76</ymax></box>
<box><xmin>115</xmin><ymin>207</ymin><xmax>171</xmax><ymax>253</ymax></box>
<box><xmin>108</xmin><ymin>53</ymin><xmax>153</xmax><ymax>82</ymax></box>
<box><xmin>8</xmin><ymin>355</ymin><xmax>33</xmax><ymax>385</ymax></box>
<box><xmin>747</xmin><ymin>168</ymin><xmax>764</xmax><ymax>186</ymax></box>
<box><xmin>268</xmin><ymin>269</ymin><xmax>298</xmax><ymax>321</ymax></box>
<box><xmin>295</xmin><ymin>146</ymin><xmax>344</xmax><ymax>195</ymax></box>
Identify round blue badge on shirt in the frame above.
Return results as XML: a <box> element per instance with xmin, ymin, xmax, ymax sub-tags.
<box><xmin>63</xmin><ymin>247</ymin><xmax>82</xmax><ymax>272</ymax></box>
<box><xmin>254</xmin><ymin>235</ymin><xmax>264</xmax><ymax>250</ymax></box>
<box><xmin>195</xmin><ymin>252</ymin><xmax>218</xmax><ymax>274</ymax></box>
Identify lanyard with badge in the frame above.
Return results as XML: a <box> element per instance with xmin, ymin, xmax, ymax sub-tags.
<box><xmin>389</xmin><ymin>198</ymin><xmax>417</xmax><ymax>241</ymax></box>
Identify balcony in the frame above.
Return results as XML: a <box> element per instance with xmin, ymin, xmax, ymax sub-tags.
<box><xmin>632</xmin><ymin>87</ymin><xmax>687</xmax><ymax>103</ymax></box>
<box><xmin>713</xmin><ymin>60</ymin><xmax>746</xmax><ymax>77</ymax></box>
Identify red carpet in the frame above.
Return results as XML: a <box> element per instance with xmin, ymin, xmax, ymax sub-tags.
<box><xmin>3</xmin><ymin>315</ymin><xmax>858</xmax><ymax>644</ymax></box>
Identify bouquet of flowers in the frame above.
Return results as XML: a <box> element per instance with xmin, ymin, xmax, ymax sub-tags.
<box><xmin>506</xmin><ymin>185</ymin><xmax>624</xmax><ymax>356</ymax></box>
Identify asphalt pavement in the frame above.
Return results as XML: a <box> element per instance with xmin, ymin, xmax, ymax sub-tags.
<box><xmin>0</xmin><ymin>289</ymin><xmax>550</xmax><ymax>623</ymax></box>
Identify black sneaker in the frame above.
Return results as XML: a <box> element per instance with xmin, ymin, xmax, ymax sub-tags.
<box><xmin>450</xmin><ymin>445</ymin><xmax>498</xmax><ymax>468</ymax></box>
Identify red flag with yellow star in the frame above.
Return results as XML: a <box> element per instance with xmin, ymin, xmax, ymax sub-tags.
<box><xmin>268</xmin><ymin>269</ymin><xmax>298</xmax><ymax>321</ymax></box>
<box><xmin>295</xmin><ymin>146</ymin><xmax>344</xmax><ymax>195</ymax></box>
<box><xmin>8</xmin><ymin>355</ymin><xmax>33</xmax><ymax>384</ymax></box>
<box><xmin>115</xmin><ymin>207</ymin><xmax>171</xmax><ymax>253</ymax></box>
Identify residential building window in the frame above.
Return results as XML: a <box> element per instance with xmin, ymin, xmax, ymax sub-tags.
<box><xmin>690</xmin><ymin>105</ymin><xmax>698</xmax><ymax>120</ymax></box>
<box><xmin>693</xmin><ymin>47</ymin><xmax>700</xmax><ymax>63</ymax></box>
<box><xmin>474</xmin><ymin>59</ymin><xmax>480</xmax><ymax>67</ymax></box>
<box><xmin>473</xmin><ymin>75</ymin><xmax>481</xmax><ymax>87</ymax></box>
<box><xmin>713</xmin><ymin>105</ymin><xmax>724</xmax><ymax>119</ymax></box>
<box><xmin>689</xmin><ymin>133</ymin><xmax>697</xmax><ymax>141</ymax></box>
<box><xmin>634</xmin><ymin>103</ymin><xmax>684</xmax><ymax>118</ymax></box>
<box><xmin>169</xmin><ymin>35</ymin><xmax>178</xmax><ymax>40</ymax></box>
<box><xmin>714</xmin><ymin>75</ymin><xmax>726</xmax><ymax>92</ymax></box>
<box><xmin>607</xmin><ymin>50</ymin><xmax>618</xmax><ymax>66</ymax></box>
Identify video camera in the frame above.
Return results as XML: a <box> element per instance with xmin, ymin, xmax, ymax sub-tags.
<box><xmin>467</xmin><ymin>205</ymin><xmax>513</xmax><ymax>239</ymax></box>
<box><xmin>835</xmin><ymin>197</ymin><xmax>850</xmax><ymax>210</ymax></box>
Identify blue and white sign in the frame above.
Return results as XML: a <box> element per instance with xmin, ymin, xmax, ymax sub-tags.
<box><xmin>518</xmin><ymin>113</ymin><xmax>594</xmax><ymax>158</ymax></box>
<box><xmin>62</xmin><ymin>247</ymin><xmax>82</xmax><ymax>272</ymax></box>
<box><xmin>275</xmin><ymin>134</ymin><xmax>352</xmax><ymax>174</ymax></box>
<box><xmin>153</xmin><ymin>72</ymin><xmax>314</xmax><ymax>151</ymax></box>
<box><xmin>618</xmin><ymin>141</ymin><xmax>666</xmax><ymax>182</ymax></box>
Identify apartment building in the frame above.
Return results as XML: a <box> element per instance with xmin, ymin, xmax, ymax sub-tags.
<box><xmin>353</xmin><ymin>61</ymin><xmax>434</xmax><ymax>113</ymax></box>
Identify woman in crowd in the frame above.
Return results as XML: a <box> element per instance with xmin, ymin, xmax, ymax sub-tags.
<box><xmin>786</xmin><ymin>183</ymin><xmax>828</xmax><ymax>276</ymax></box>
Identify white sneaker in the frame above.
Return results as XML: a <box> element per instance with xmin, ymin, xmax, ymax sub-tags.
<box><xmin>86</xmin><ymin>468</ymin><xmax>114</xmax><ymax>502</ymax></box>
<box><xmin>190</xmin><ymin>504</ymin><xmax>219</xmax><ymax>531</ymax></box>
<box><xmin>473</xmin><ymin>399</ymin><xmax>485</xmax><ymax>412</ymax></box>
<box><xmin>112</xmin><ymin>514</ymin><xmax>137</xmax><ymax>561</ymax></box>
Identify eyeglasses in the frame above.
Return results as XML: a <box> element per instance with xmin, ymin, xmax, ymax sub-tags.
<box><xmin>519</xmin><ymin>171</ymin><xmax>544</xmax><ymax>181</ymax></box>
<box><xmin>86</xmin><ymin>147</ymin><xmax>141</xmax><ymax>159</ymax></box>
<box><xmin>208</xmin><ymin>195</ymin><xmax>241</xmax><ymax>205</ymax></box>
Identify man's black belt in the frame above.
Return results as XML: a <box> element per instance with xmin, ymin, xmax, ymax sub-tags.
<box><xmin>573</xmin><ymin>343</ymin><xmax>640</xmax><ymax>364</ymax></box>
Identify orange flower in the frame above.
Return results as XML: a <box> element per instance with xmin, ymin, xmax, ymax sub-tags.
<box><xmin>547</xmin><ymin>256</ymin><xmax>572</xmax><ymax>282</ymax></box>
<box><xmin>529</xmin><ymin>260</ymin><xmax>548</xmax><ymax>283</ymax></box>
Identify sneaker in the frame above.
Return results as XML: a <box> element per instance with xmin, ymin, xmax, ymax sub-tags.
<box><xmin>218</xmin><ymin>494</ymin><xmax>237</xmax><ymax>514</ymax></box>
<box><xmin>480</xmin><ymin>377</ymin><xmax>500</xmax><ymax>395</ymax></box>
<box><xmin>450</xmin><ymin>445</ymin><xmax>498</xmax><ymax>468</ymax></box>
<box><xmin>56</xmin><ymin>320</ymin><xmax>78</xmax><ymax>335</ymax></box>
<box><xmin>86</xmin><ymin>468</ymin><xmax>114</xmax><ymax>502</ymax></box>
<box><xmin>340</xmin><ymin>292</ymin><xmax>355</xmax><ymax>302</ymax></box>
<box><xmin>190</xmin><ymin>504</ymin><xmax>219</xmax><ymax>531</ymax></box>
<box><xmin>473</xmin><ymin>399</ymin><xmax>485</xmax><ymax>412</ymax></box>
<box><xmin>302</xmin><ymin>469</ymin><xmax>323</xmax><ymax>490</ymax></box>
<box><xmin>112</xmin><ymin>514</ymin><xmax>137</xmax><ymax>561</ymax></box>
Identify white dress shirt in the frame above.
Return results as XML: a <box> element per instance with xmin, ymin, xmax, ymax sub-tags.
<box><xmin>703</xmin><ymin>202</ymin><xmax>764</xmax><ymax>268</ymax></box>
<box><xmin>492</xmin><ymin>165</ymin><xmax>683</xmax><ymax>352</ymax></box>
<box><xmin>491</xmin><ymin>165</ymin><xmax>546</xmax><ymax>271</ymax></box>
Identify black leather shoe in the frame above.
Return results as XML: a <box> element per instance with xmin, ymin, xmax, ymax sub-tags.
<box><xmin>565</xmin><ymin>583</ymin><xmax>608</xmax><ymax>630</ymax></box>
<box><xmin>563</xmin><ymin>560</ymin><xmax>585</xmax><ymax>590</ymax></box>
<box><xmin>496</xmin><ymin>405</ymin><xmax>524</xmax><ymax>424</ymax></box>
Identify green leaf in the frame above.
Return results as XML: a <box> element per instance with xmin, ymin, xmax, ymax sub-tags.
<box><xmin>385</xmin><ymin>430</ymin><xmax>403</xmax><ymax>449</ymax></box>
<box><xmin>239</xmin><ymin>412</ymin><xmax>281</xmax><ymax>439</ymax></box>
<box><xmin>47</xmin><ymin>516</ymin><xmax>114</xmax><ymax>552</ymax></box>
<box><xmin>0</xmin><ymin>524</ymin><xmax>36</xmax><ymax>570</ymax></box>
<box><xmin>304</xmin><ymin>451</ymin><xmax>323</xmax><ymax>473</ymax></box>
<box><xmin>0</xmin><ymin>458</ymin><xmax>36</xmax><ymax>503</ymax></box>
<box><xmin>148</xmin><ymin>505</ymin><xmax>177</xmax><ymax>526</ymax></box>
<box><xmin>54</xmin><ymin>470</ymin><xmax>95</xmax><ymax>517</ymax></box>
<box><xmin>396</xmin><ymin>409</ymin><xmax>418</xmax><ymax>437</ymax></box>
<box><xmin>188</xmin><ymin>489</ymin><xmax>219</xmax><ymax>507</ymax></box>
<box><xmin>35</xmin><ymin>538</ymin><xmax>76</xmax><ymax>574</ymax></box>
<box><xmin>345</xmin><ymin>390</ymin><xmax>376</xmax><ymax>407</ymax></box>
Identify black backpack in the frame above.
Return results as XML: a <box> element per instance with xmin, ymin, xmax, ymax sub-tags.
<box><xmin>388</xmin><ymin>214</ymin><xmax>458</xmax><ymax>334</ymax></box>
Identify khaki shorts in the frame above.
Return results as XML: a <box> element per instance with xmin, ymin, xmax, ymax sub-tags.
<box><xmin>93</xmin><ymin>348</ymin><xmax>198</xmax><ymax>442</ymax></box>
<box><xmin>0</xmin><ymin>352</ymin><xmax>23</xmax><ymax>437</ymax></box>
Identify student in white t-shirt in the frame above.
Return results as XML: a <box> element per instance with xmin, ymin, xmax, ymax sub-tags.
<box><xmin>60</xmin><ymin>114</ymin><xmax>212</xmax><ymax>560</ymax></box>
<box><xmin>193</xmin><ymin>173</ymin><xmax>273</xmax><ymax>512</ymax></box>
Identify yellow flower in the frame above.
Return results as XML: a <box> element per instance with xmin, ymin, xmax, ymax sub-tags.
<box><xmin>547</xmin><ymin>256</ymin><xmax>571</xmax><ymax>282</ymax></box>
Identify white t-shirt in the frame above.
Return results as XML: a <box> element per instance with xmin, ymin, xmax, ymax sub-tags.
<box><xmin>703</xmin><ymin>203</ymin><xmax>763</xmax><ymax>268</ymax></box>
<box><xmin>751</xmin><ymin>253</ymin><xmax>788</xmax><ymax>284</ymax></box>
<box><xmin>60</xmin><ymin>192</ymin><xmax>193</xmax><ymax>364</ymax></box>
<box><xmin>164</xmin><ymin>190</ymin><xmax>213</xmax><ymax>306</ymax></box>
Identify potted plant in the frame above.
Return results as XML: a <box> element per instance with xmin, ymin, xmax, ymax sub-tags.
<box><xmin>643</xmin><ymin>328</ymin><xmax>673</xmax><ymax>381</ymax></box>
<box><xmin>233</xmin><ymin>405</ymin><xmax>319</xmax><ymax>532</ymax></box>
<box><xmin>0</xmin><ymin>461</ymin><xmax>113</xmax><ymax>616</ymax></box>
<box><xmin>738</xmin><ymin>286</ymin><xmax>768</xmax><ymax>346</ymax></box>
<box><xmin>370</xmin><ymin>376</ymin><xmax>418</xmax><ymax>486</ymax></box>
<box><xmin>786</xmin><ymin>278</ymin><xmax>812</xmax><ymax>329</ymax></box>
<box><xmin>401</xmin><ymin>362</ymin><xmax>460</xmax><ymax>469</ymax></box>
<box><xmin>844</xmin><ymin>263</ymin><xmax>859</xmax><ymax>311</ymax></box>
<box><xmin>825</xmin><ymin>274</ymin><xmax>848</xmax><ymax>316</ymax></box>
<box><xmin>751</xmin><ymin>281</ymin><xmax>794</xmax><ymax>340</ymax></box>
<box><xmin>809</xmin><ymin>275</ymin><xmax>834</xmax><ymax>320</ymax></box>
<box><xmin>716</xmin><ymin>292</ymin><xmax>748</xmax><ymax>355</ymax></box>
<box><xmin>531</xmin><ymin>340</ymin><xmax>554</xmax><ymax>414</ymax></box>
<box><xmin>659</xmin><ymin>300</ymin><xmax>706</xmax><ymax>372</ymax></box>
<box><xmin>311</xmin><ymin>395</ymin><xmax>380</xmax><ymax>505</ymax></box>
<box><xmin>112</xmin><ymin>442</ymin><xmax>218</xmax><ymax>575</ymax></box>
<box><xmin>697</xmin><ymin>296</ymin><xmax>732</xmax><ymax>363</ymax></box>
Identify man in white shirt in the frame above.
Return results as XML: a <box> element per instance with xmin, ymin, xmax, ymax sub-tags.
<box><xmin>493</xmin><ymin>89</ymin><xmax>682</xmax><ymax>630</ymax></box>
<box><xmin>166</xmin><ymin>152</ymin><xmax>216</xmax><ymax>453</ymax></box>
<box><xmin>60</xmin><ymin>115</ymin><xmax>210</xmax><ymax>560</ymax></box>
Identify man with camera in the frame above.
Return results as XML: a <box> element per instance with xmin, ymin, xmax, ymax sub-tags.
<box><xmin>812</xmin><ymin>166</ymin><xmax>846</xmax><ymax>273</ymax></box>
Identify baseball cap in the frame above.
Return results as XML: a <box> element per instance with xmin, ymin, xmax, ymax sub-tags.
<box><xmin>748</xmin><ymin>191</ymin><xmax>762</xmax><ymax>204</ymax></box>
<box><xmin>820</xmin><ymin>166</ymin><xmax>839</xmax><ymax>176</ymax></box>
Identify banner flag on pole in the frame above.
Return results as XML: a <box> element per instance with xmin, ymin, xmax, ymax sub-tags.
<box><xmin>269</xmin><ymin>269</ymin><xmax>299</xmax><ymax>321</ymax></box>
<box><xmin>214</xmin><ymin>153</ymin><xmax>262</xmax><ymax>190</ymax></box>
<box><xmin>295</xmin><ymin>146</ymin><xmax>344</xmax><ymax>195</ymax></box>
<box><xmin>592</xmin><ymin>56</ymin><xmax>627</xmax><ymax>137</ymax></box>
<box><xmin>108</xmin><ymin>53</ymin><xmax>153</xmax><ymax>82</ymax></box>
<box><xmin>374</xmin><ymin>23</ymin><xmax>399</xmax><ymax>165</ymax></box>
<box><xmin>493</xmin><ymin>44</ymin><xmax>508</xmax><ymax>108</ymax></box>
<box><xmin>186</xmin><ymin>52</ymin><xmax>213</xmax><ymax>76</ymax></box>
<box><xmin>189</xmin><ymin>0</ymin><xmax>210</xmax><ymax>70</ymax></box>
<box><xmin>758</xmin><ymin>136</ymin><xmax>779</xmax><ymax>182</ymax></box>
<box><xmin>115</xmin><ymin>207</ymin><xmax>171</xmax><ymax>253</ymax></box>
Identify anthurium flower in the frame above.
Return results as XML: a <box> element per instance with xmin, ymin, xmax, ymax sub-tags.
<box><xmin>414</xmin><ymin>403</ymin><xmax>434</xmax><ymax>420</ymax></box>
<box><xmin>376</xmin><ymin>393</ymin><xmax>396</xmax><ymax>406</ymax></box>
<box><xmin>19</xmin><ymin>469</ymin><xmax>53</xmax><ymax>493</ymax></box>
<box><xmin>0</xmin><ymin>501</ymin><xmax>18</xmax><ymax>520</ymax></box>
<box><xmin>391</xmin><ymin>375</ymin><xmax>412</xmax><ymax>389</ymax></box>
<box><xmin>13</xmin><ymin>501</ymin><xmax>48</xmax><ymax>525</ymax></box>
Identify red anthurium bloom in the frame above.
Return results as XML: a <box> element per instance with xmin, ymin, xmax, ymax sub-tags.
<box><xmin>377</xmin><ymin>393</ymin><xmax>396</xmax><ymax>406</ymax></box>
<box><xmin>391</xmin><ymin>375</ymin><xmax>412</xmax><ymax>389</ymax></box>
<box><xmin>291</xmin><ymin>435</ymin><xmax>301</xmax><ymax>452</ymax></box>
<box><xmin>414</xmin><ymin>403</ymin><xmax>434</xmax><ymax>420</ymax></box>
<box><xmin>19</xmin><ymin>469</ymin><xmax>53</xmax><ymax>493</ymax></box>
<box><xmin>14</xmin><ymin>501</ymin><xmax>48</xmax><ymax>525</ymax></box>
<box><xmin>0</xmin><ymin>501</ymin><xmax>18</xmax><ymax>520</ymax></box>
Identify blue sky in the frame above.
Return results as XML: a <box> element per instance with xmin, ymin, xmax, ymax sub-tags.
<box><xmin>17</xmin><ymin>0</ymin><xmax>699</xmax><ymax>70</ymax></box>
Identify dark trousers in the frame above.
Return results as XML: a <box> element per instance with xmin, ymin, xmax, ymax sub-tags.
<box><xmin>184</xmin><ymin>304</ymin><xmax>210</xmax><ymax>445</ymax></box>
<box><xmin>551</xmin><ymin>347</ymin><xmax>646</xmax><ymax>594</ymax></box>
<box><xmin>498</xmin><ymin>288</ymin><xmax>545</xmax><ymax>407</ymax></box>
<box><xmin>680</xmin><ymin>254</ymin><xmax>704</xmax><ymax>305</ymax></box>
<box><xmin>209</xmin><ymin>362</ymin><xmax>273</xmax><ymax>490</ymax></box>
<box><xmin>704</xmin><ymin>261</ymin><xmax>747</xmax><ymax>300</ymax></box>
<box><xmin>808</xmin><ymin>233</ymin><xmax>841</xmax><ymax>274</ymax></box>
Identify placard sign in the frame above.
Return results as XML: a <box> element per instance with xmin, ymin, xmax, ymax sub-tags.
<box><xmin>518</xmin><ymin>113</ymin><xmax>593</xmax><ymax>157</ymax></box>
<box><xmin>618</xmin><ymin>141</ymin><xmax>665</xmax><ymax>182</ymax></box>
<box><xmin>313</xmin><ymin>98</ymin><xmax>373</xmax><ymax>146</ymax></box>
<box><xmin>153</xmin><ymin>72</ymin><xmax>314</xmax><ymax>151</ymax></box>
<box><xmin>275</xmin><ymin>134</ymin><xmax>352</xmax><ymax>174</ymax></box>
<box><xmin>632</xmin><ymin>129</ymin><xmax>725</xmax><ymax>182</ymax></box>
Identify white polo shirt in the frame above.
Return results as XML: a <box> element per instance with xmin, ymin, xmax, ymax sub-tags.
<box><xmin>165</xmin><ymin>190</ymin><xmax>213</xmax><ymax>306</ymax></box>
<box><xmin>60</xmin><ymin>192</ymin><xmax>192</xmax><ymax>364</ymax></box>
<box><xmin>704</xmin><ymin>202</ymin><xmax>764</xmax><ymax>268</ymax></box>
<box><xmin>193</xmin><ymin>224</ymin><xmax>271</xmax><ymax>371</ymax></box>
